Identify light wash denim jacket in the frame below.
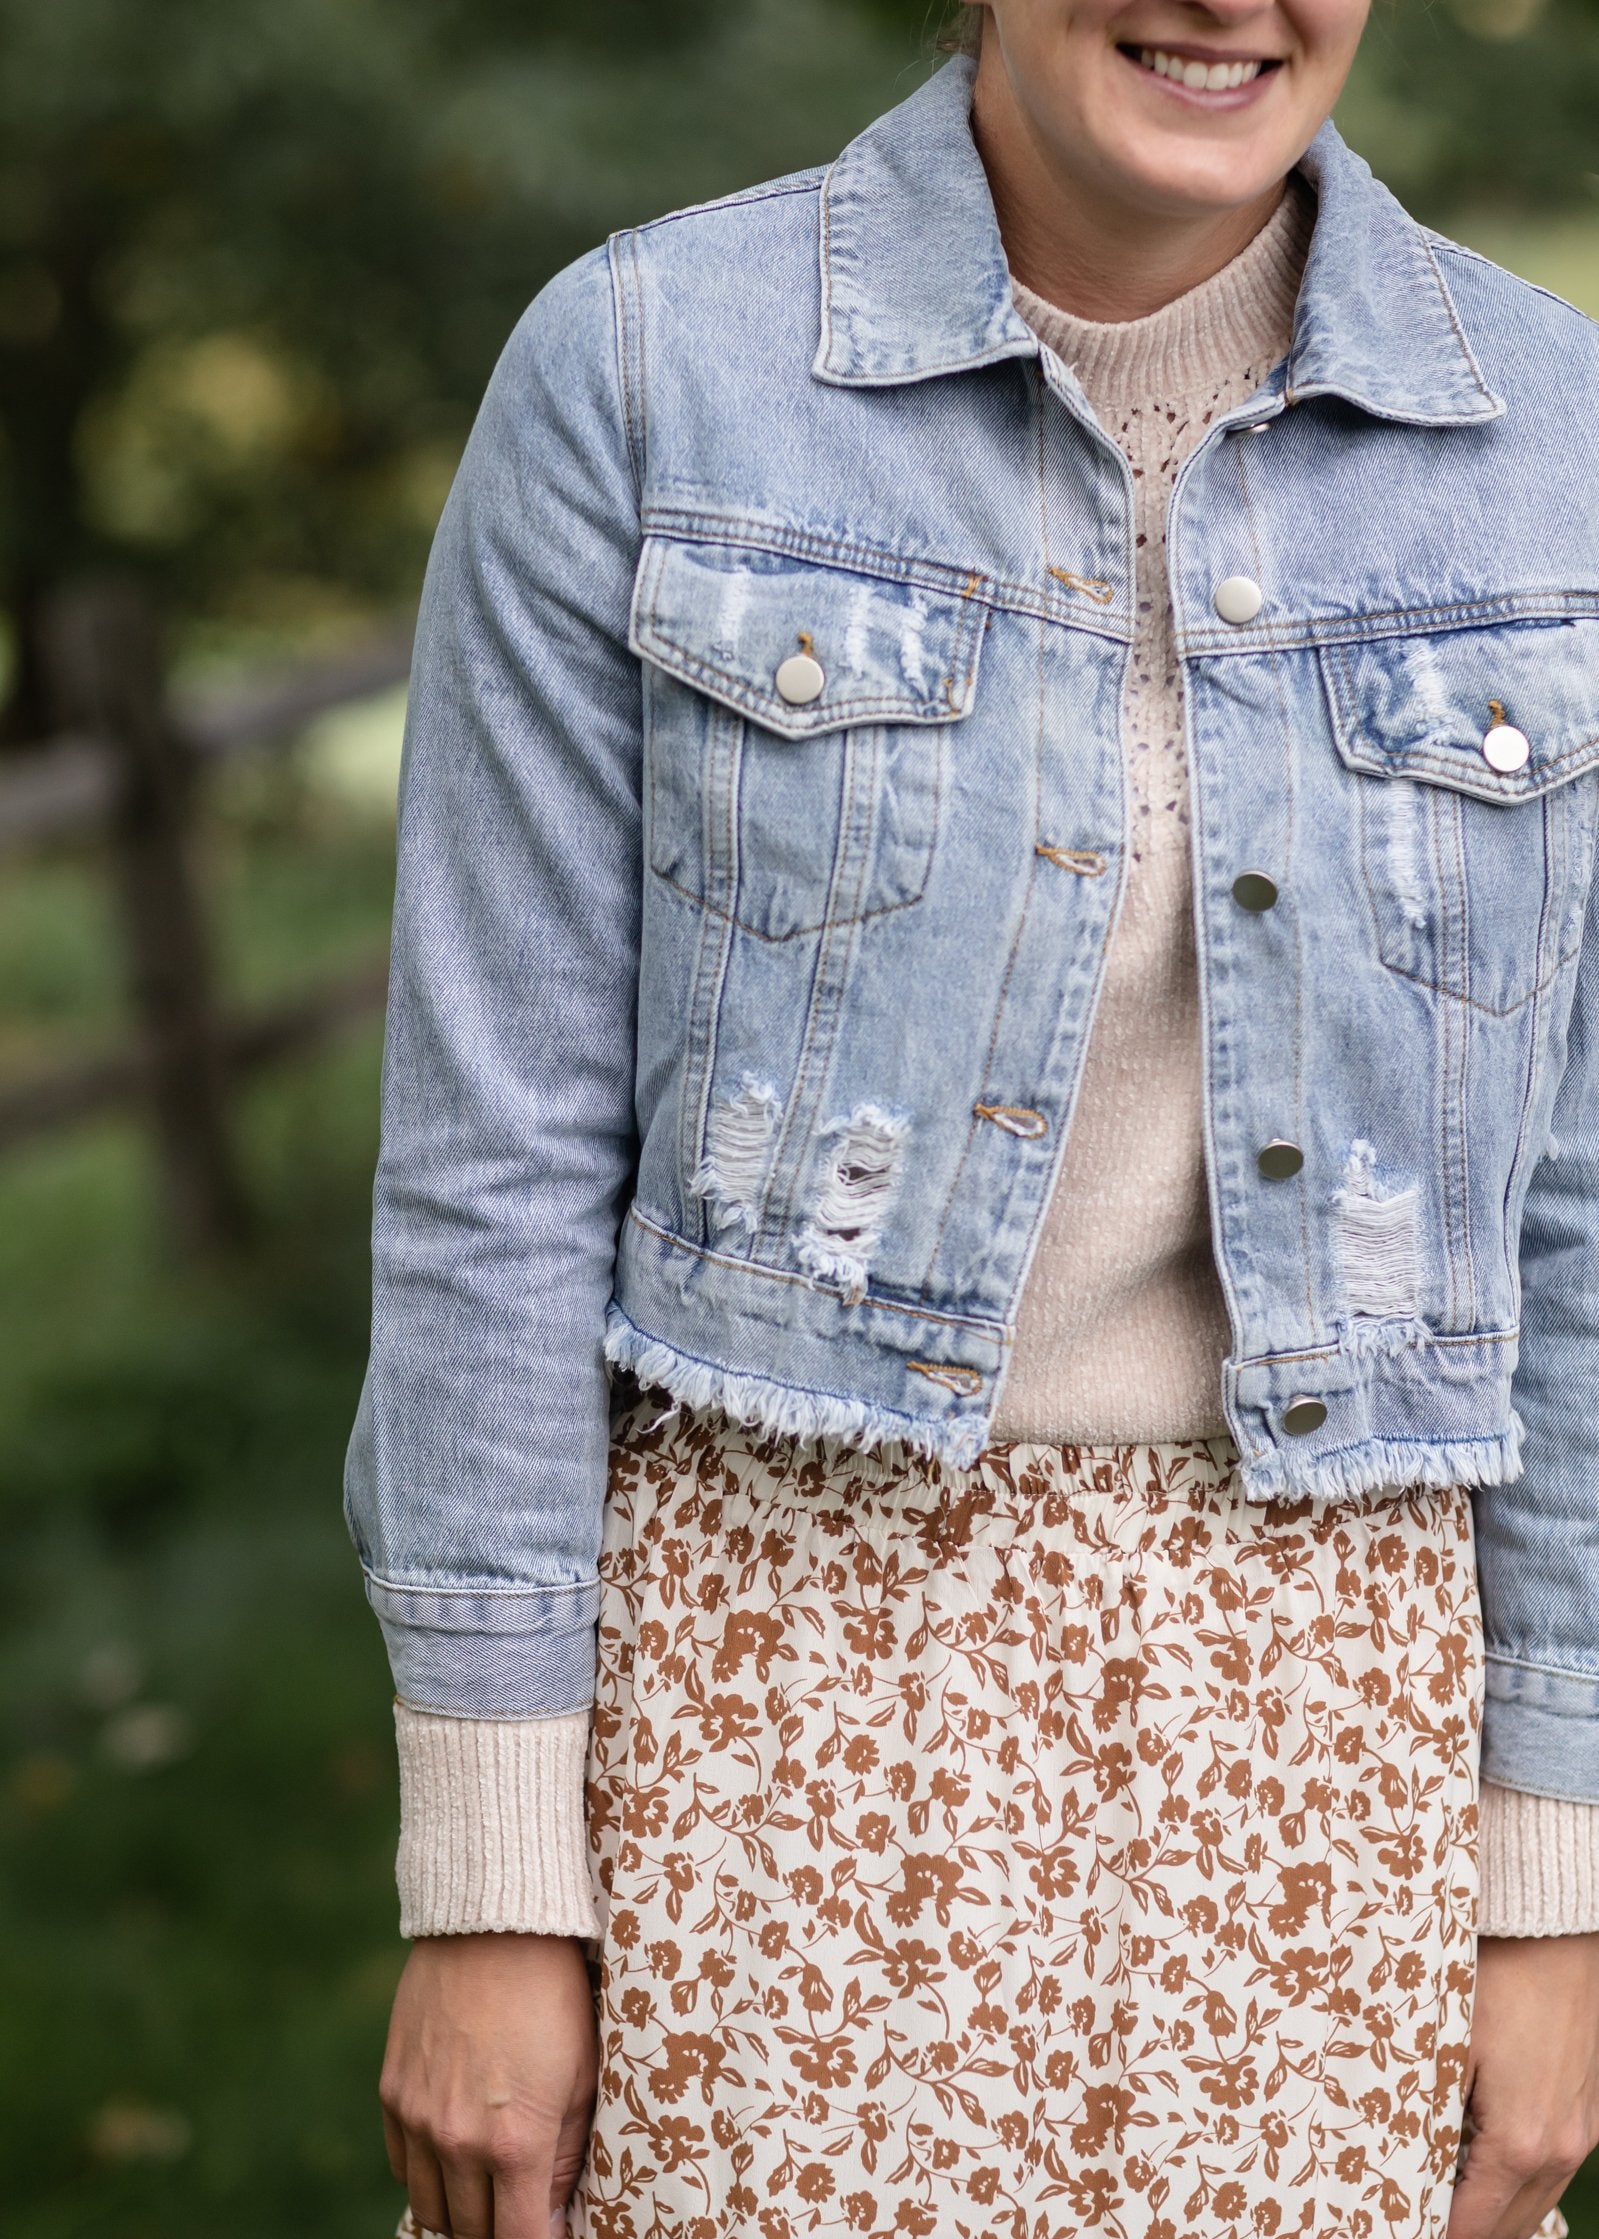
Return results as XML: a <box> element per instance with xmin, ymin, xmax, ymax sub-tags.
<box><xmin>345</xmin><ymin>54</ymin><xmax>1599</xmax><ymax>1806</ymax></box>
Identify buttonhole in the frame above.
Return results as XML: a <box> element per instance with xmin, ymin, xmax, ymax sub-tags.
<box><xmin>1047</xmin><ymin>567</ymin><xmax>1115</xmax><ymax>605</ymax></box>
<box><xmin>1036</xmin><ymin>845</ymin><xmax>1107</xmax><ymax>878</ymax></box>
<box><xmin>974</xmin><ymin>1102</ymin><xmax>1049</xmax><ymax>1140</ymax></box>
<box><xmin>908</xmin><ymin>1361</ymin><xmax>984</xmax><ymax>1398</ymax></box>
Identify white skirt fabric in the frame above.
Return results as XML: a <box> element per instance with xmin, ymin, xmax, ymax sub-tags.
<box><xmin>555</xmin><ymin>1383</ymin><xmax>1563</xmax><ymax>2239</ymax></box>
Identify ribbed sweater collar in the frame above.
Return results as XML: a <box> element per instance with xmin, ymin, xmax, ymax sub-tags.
<box><xmin>1011</xmin><ymin>176</ymin><xmax>1314</xmax><ymax>405</ymax></box>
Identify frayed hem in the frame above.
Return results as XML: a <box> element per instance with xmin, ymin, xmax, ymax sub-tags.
<box><xmin>603</xmin><ymin>1309</ymin><xmax>1525</xmax><ymax>1504</ymax></box>
<box><xmin>1237</xmin><ymin>1418</ymin><xmax>1524</xmax><ymax>1506</ymax></box>
<box><xmin>1337</xmin><ymin>1313</ymin><xmax>1434</xmax><ymax>1361</ymax></box>
<box><xmin>602</xmin><ymin>1307</ymin><xmax>988</xmax><ymax>1468</ymax></box>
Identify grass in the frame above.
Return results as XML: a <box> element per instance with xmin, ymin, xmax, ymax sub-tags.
<box><xmin>3</xmin><ymin>714</ymin><xmax>410</xmax><ymax>2235</ymax></box>
<box><xmin>2</xmin><ymin>1048</ymin><xmax>407</xmax><ymax>2236</ymax></box>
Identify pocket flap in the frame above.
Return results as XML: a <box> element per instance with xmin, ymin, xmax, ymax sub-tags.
<box><xmin>629</xmin><ymin>536</ymin><xmax>988</xmax><ymax>740</ymax></box>
<box><xmin>1320</xmin><ymin>617</ymin><xmax>1599</xmax><ymax>803</ymax></box>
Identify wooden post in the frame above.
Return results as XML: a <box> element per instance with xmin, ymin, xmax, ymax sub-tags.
<box><xmin>40</xmin><ymin>578</ymin><xmax>251</xmax><ymax>1256</ymax></box>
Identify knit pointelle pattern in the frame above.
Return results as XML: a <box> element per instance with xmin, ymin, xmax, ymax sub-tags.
<box><xmin>995</xmin><ymin>185</ymin><xmax>1309</xmax><ymax>1446</ymax></box>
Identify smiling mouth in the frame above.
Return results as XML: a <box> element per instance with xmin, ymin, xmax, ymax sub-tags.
<box><xmin>1121</xmin><ymin>44</ymin><xmax>1282</xmax><ymax>91</ymax></box>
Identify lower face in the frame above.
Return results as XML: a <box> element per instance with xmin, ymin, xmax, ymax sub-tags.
<box><xmin>972</xmin><ymin>0</ymin><xmax>1371</xmax><ymax>220</ymax></box>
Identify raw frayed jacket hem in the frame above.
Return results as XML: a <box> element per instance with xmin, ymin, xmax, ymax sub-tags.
<box><xmin>603</xmin><ymin>1305</ymin><xmax>974</xmax><ymax>1466</ymax></box>
<box><xmin>605</xmin><ymin>1303</ymin><xmax>1528</xmax><ymax>1503</ymax></box>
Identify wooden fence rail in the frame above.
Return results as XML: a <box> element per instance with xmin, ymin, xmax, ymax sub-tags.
<box><xmin>0</xmin><ymin>625</ymin><xmax>413</xmax><ymax>855</ymax></box>
<box><xmin>0</xmin><ymin>957</ymin><xmax>391</xmax><ymax>1153</ymax></box>
<box><xmin>1</xmin><ymin>577</ymin><xmax>411</xmax><ymax>1252</ymax></box>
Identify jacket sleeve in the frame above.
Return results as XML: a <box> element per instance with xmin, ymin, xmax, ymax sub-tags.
<box><xmin>1479</xmin><ymin>842</ymin><xmax>1599</xmax><ymax>1805</ymax></box>
<box><xmin>342</xmin><ymin>241</ymin><xmax>643</xmax><ymax>1719</ymax></box>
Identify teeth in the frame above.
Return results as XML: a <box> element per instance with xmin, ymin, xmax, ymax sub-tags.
<box><xmin>1138</xmin><ymin>48</ymin><xmax>1263</xmax><ymax>90</ymax></box>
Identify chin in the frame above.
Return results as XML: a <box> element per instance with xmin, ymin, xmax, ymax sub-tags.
<box><xmin>1101</xmin><ymin>133</ymin><xmax>1290</xmax><ymax>217</ymax></box>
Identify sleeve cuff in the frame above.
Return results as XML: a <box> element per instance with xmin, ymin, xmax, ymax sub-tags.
<box><xmin>1478</xmin><ymin>1779</ymin><xmax>1599</xmax><ymax>1937</ymax></box>
<box><xmin>394</xmin><ymin>1703</ymin><xmax>599</xmax><ymax>1940</ymax></box>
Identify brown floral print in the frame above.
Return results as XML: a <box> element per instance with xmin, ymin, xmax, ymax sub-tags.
<box><xmin>398</xmin><ymin>1380</ymin><xmax>1564</xmax><ymax>2239</ymax></box>
<box><xmin>563</xmin><ymin>1383</ymin><xmax>1561</xmax><ymax>2239</ymax></box>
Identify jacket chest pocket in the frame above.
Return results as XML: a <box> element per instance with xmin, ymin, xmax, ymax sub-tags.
<box><xmin>630</xmin><ymin>535</ymin><xmax>987</xmax><ymax>942</ymax></box>
<box><xmin>1319</xmin><ymin>617</ymin><xmax>1599</xmax><ymax>1015</ymax></box>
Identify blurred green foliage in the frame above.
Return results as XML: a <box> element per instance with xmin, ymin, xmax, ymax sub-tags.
<box><xmin>0</xmin><ymin>0</ymin><xmax>901</xmax><ymax>729</ymax></box>
<box><xmin>0</xmin><ymin>731</ymin><xmax>405</xmax><ymax>2230</ymax></box>
<box><xmin>0</xmin><ymin>0</ymin><xmax>739</xmax><ymax>718</ymax></box>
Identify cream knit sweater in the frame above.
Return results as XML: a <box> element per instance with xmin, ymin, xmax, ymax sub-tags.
<box><xmin>393</xmin><ymin>184</ymin><xmax>1598</xmax><ymax>1946</ymax></box>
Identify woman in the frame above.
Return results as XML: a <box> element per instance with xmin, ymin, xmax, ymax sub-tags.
<box><xmin>345</xmin><ymin>2</ymin><xmax>1599</xmax><ymax>2234</ymax></box>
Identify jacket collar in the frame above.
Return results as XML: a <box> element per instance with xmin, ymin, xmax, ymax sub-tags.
<box><xmin>815</xmin><ymin>54</ymin><xmax>1503</xmax><ymax>427</ymax></box>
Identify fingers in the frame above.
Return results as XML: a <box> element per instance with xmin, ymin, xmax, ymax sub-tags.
<box><xmin>384</xmin><ymin>2106</ymin><xmax>410</xmax><ymax>2187</ymax></box>
<box><xmin>550</xmin><ymin>2092</ymin><xmax>595</xmax><ymax>2209</ymax></box>
<box><xmin>399</xmin><ymin>2142</ymin><xmax>454</xmax><ymax>2239</ymax></box>
<box><xmin>440</xmin><ymin>2155</ymin><xmax>495</xmax><ymax>2239</ymax></box>
<box><xmin>1447</xmin><ymin>2126</ymin><xmax>1585</xmax><ymax>2239</ymax></box>
<box><xmin>406</xmin><ymin>2139</ymin><xmax>561</xmax><ymax>2239</ymax></box>
<box><xmin>486</xmin><ymin>2159</ymin><xmax>561</xmax><ymax>2239</ymax></box>
<box><xmin>378</xmin><ymin>1932</ymin><xmax>599</xmax><ymax>2239</ymax></box>
<box><xmin>382</xmin><ymin>2094</ymin><xmax>574</xmax><ymax>2239</ymax></box>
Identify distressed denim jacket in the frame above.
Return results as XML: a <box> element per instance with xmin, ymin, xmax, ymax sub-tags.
<box><xmin>345</xmin><ymin>54</ymin><xmax>1599</xmax><ymax>1806</ymax></box>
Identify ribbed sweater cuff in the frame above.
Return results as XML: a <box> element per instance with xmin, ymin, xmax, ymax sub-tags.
<box><xmin>1479</xmin><ymin>1780</ymin><xmax>1599</xmax><ymax>1938</ymax></box>
<box><xmin>394</xmin><ymin>1704</ymin><xmax>599</xmax><ymax>1940</ymax></box>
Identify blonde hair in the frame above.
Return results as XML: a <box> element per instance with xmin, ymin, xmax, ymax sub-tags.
<box><xmin>935</xmin><ymin>2</ymin><xmax>983</xmax><ymax>57</ymax></box>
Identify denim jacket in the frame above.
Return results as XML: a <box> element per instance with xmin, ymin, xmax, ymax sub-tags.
<box><xmin>345</xmin><ymin>54</ymin><xmax>1599</xmax><ymax>1806</ymax></box>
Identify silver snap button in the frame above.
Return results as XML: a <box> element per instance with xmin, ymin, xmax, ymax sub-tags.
<box><xmin>1214</xmin><ymin>575</ymin><xmax>1264</xmax><ymax>626</ymax></box>
<box><xmin>1482</xmin><ymin>722</ymin><xmax>1530</xmax><ymax>775</ymax></box>
<box><xmin>775</xmin><ymin>651</ymin><xmax>825</xmax><ymax>706</ymax></box>
<box><xmin>1282</xmin><ymin>1394</ymin><xmax>1327</xmax><ymax>1436</ymax></box>
<box><xmin>1257</xmin><ymin>1138</ymin><xmax>1304</xmax><ymax>1180</ymax></box>
<box><xmin>1232</xmin><ymin>871</ymin><xmax>1279</xmax><ymax>912</ymax></box>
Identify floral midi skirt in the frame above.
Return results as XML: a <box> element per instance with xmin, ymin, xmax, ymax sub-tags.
<box><xmin>549</xmin><ymin>1378</ymin><xmax>1565</xmax><ymax>2239</ymax></box>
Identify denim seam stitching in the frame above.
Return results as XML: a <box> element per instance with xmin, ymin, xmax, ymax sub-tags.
<box><xmin>1235</xmin><ymin>418</ymin><xmax>1317</xmax><ymax>1329</ymax></box>
<box><xmin>649</xmin><ymin>850</ymin><xmax>937</xmax><ymax>944</ymax></box>
<box><xmin>366</xmin><ymin>1576</ymin><xmax>597</xmax><ymax>1607</ymax></box>
<box><xmin>1181</xmin><ymin>592</ymin><xmax>1599</xmax><ymax>655</ymax></box>
<box><xmin>634</xmin><ymin>171</ymin><xmax>824</xmax><ymax>240</ymax></box>
<box><xmin>1230</xmin><ymin>1325</ymin><xmax>1516</xmax><ymax>1371</ymax></box>
<box><xmin>1417</xmin><ymin>230</ymin><xmax>1500</xmax><ymax>409</ymax></box>
<box><xmin>642</xmin><ymin>509</ymin><xmax>1119</xmax><ymax>628</ymax></box>
<box><xmin>756</xmin><ymin>781</ymin><xmax>876</xmax><ymax>1252</ymax></box>
<box><xmin>635</xmin><ymin>591</ymin><xmax>986</xmax><ymax>731</ymax></box>
<box><xmin>1427</xmin><ymin>232</ymin><xmax>1599</xmax><ymax>336</ymax></box>
<box><xmin>606</xmin><ymin>231</ymin><xmax>646</xmax><ymax>502</ymax></box>
<box><xmin>1484</xmin><ymin>1649</ymin><xmax>1599</xmax><ymax>1686</ymax></box>
<box><xmin>624</xmin><ymin>1204</ymin><xmax>1010</xmax><ymax>1342</ymax></box>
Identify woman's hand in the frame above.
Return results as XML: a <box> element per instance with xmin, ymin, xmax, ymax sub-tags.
<box><xmin>1448</xmin><ymin>1932</ymin><xmax>1599</xmax><ymax>2239</ymax></box>
<box><xmin>380</xmin><ymin>1931</ymin><xmax>599</xmax><ymax>2239</ymax></box>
